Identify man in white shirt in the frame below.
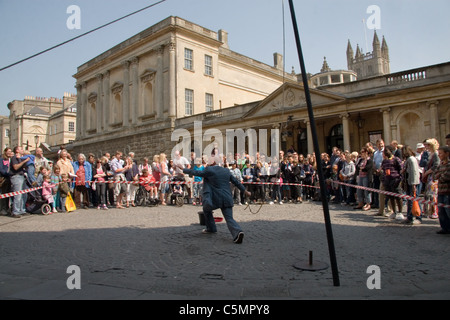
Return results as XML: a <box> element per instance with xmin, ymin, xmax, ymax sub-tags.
<box><xmin>34</xmin><ymin>147</ymin><xmax>49</xmax><ymax>174</ymax></box>
<box><xmin>173</xmin><ymin>150</ymin><xmax>190</xmax><ymax>178</ymax></box>
<box><xmin>173</xmin><ymin>150</ymin><xmax>191</xmax><ymax>202</ymax></box>
<box><xmin>110</xmin><ymin>151</ymin><xmax>130</xmax><ymax>208</ymax></box>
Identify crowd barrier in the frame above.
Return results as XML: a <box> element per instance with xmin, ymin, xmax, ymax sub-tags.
<box><xmin>1</xmin><ymin>177</ymin><xmax>448</xmax><ymax>209</ymax></box>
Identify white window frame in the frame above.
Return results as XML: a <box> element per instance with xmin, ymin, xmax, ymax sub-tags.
<box><xmin>205</xmin><ymin>93</ymin><xmax>213</xmax><ymax>112</ymax></box>
<box><xmin>185</xmin><ymin>89</ymin><xmax>194</xmax><ymax>115</ymax></box>
<box><xmin>184</xmin><ymin>48</ymin><xmax>193</xmax><ymax>71</ymax></box>
<box><xmin>204</xmin><ymin>54</ymin><xmax>213</xmax><ymax>76</ymax></box>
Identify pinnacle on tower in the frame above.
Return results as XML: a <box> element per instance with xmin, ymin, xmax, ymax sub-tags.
<box><xmin>372</xmin><ymin>31</ymin><xmax>381</xmax><ymax>57</ymax></box>
<box><xmin>372</xmin><ymin>30</ymin><xmax>380</xmax><ymax>49</ymax></box>
<box><xmin>355</xmin><ymin>44</ymin><xmax>362</xmax><ymax>59</ymax></box>
<box><xmin>381</xmin><ymin>35</ymin><xmax>389</xmax><ymax>57</ymax></box>
<box><xmin>346</xmin><ymin>39</ymin><xmax>354</xmax><ymax>69</ymax></box>
<box><xmin>346</xmin><ymin>39</ymin><xmax>353</xmax><ymax>55</ymax></box>
<box><xmin>321</xmin><ymin>57</ymin><xmax>331</xmax><ymax>72</ymax></box>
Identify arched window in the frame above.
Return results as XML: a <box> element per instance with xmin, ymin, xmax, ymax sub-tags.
<box><xmin>111</xmin><ymin>82</ymin><xmax>123</xmax><ymax>125</ymax></box>
<box><xmin>90</xmin><ymin>103</ymin><xmax>96</xmax><ymax>131</ymax></box>
<box><xmin>327</xmin><ymin>124</ymin><xmax>343</xmax><ymax>154</ymax></box>
<box><xmin>113</xmin><ymin>93</ymin><xmax>122</xmax><ymax>124</ymax></box>
<box><xmin>398</xmin><ymin>112</ymin><xmax>421</xmax><ymax>148</ymax></box>
<box><xmin>142</xmin><ymin>82</ymin><xmax>154</xmax><ymax>116</ymax></box>
<box><xmin>297</xmin><ymin>130</ymin><xmax>307</xmax><ymax>155</ymax></box>
<box><xmin>140</xmin><ymin>69</ymin><xmax>156</xmax><ymax>119</ymax></box>
<box><xmin>330</xmin><ymin>124</ymin><xmax>343</xmax><ymax>137</ymax></box>
<box><xmin>87</xmin><ymin>92</ymin><xmax>97</xmax><ymax>132</ymax></box>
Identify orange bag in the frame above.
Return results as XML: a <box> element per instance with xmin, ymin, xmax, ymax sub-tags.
<box><xmin>412</xmin><ymin>191</ymin><xmax>421</xmax><ymax>217</ymax></box>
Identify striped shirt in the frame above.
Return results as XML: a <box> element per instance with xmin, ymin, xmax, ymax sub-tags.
<box><xmin>434</xmin><ymin>161</ymin><xmax>450</xmax><ymax>195</ymax></box>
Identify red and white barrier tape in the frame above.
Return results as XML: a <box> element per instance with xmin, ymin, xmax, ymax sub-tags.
<box><xmin>330</xmin><ymin>180</ymin><xmax>445</xmax><ymax>207</ymax></box>
<box><xmin>1</xmin><ymin>178</ymin><xmax>448</xmax><ymax>209</ymax></box>
<box><xmin>0</xmin><ymin>185</ymin><xmax>45</xmax><ymax>199</ymax></box>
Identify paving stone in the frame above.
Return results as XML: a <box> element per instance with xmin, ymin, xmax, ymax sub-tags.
<box><xmin>0</xmin><ymin>201</ymin><xmax>449</xmax><ymax>300</ymax></box>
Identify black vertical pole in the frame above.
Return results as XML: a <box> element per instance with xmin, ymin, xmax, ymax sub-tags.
<box><xmin>288</xmin><ymin>0</ymin><xmax>340</xmax><ymax>286</ymax></box>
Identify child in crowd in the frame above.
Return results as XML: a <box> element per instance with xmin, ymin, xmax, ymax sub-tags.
<box><xmin>35</xmin><ymin>166</ymin><xmax>49</xmax><ymax>186</ymax></box>
<box><xmin>328</xmin><ymin>164</ymin><xmax>340</xmax><ymax>202</ymax></box>
<box><xmin>51</xmin><ymin>164</ymin><xmax>62</xmax><ymax>211</ymax></box>
<box><xmin>42</xmin><ymin>174</ymin><xmax>57</xmax><ymax>213</ymax></box>
<box><xmin>192</xmin><ymin>158</ymin><xmax>204</xmax><ymax>205</ymax></box>
<box><xmin>58</xmin><ymin>173</ymin><xmax>70</xmax><ymax>212</ymax></box>
<box><xmin>170</xmin><ymin>184</ymin><xmax>183</xmax><ymax>205</ymax></box>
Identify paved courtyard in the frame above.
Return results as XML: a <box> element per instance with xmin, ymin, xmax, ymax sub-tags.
<box><xmin>0</xmin><ymin>201</ymin><xmax>449</xmax><ymax>300</ymax></box>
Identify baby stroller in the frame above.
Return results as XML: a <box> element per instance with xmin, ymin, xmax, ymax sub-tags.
<box><xmin>169</xmin><ymin>176</ymin><xmax>188</xmax><ymax>207</ymax></box>
<box><xmin>25</xmin><ymin>182</ymin><xmax>52</xmax><ymax>215</ymax></box>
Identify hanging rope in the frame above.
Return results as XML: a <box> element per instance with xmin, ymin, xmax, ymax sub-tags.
<box><xmin>0</xmin><ymin>0</ymin><xmax>167</xmax><ymax>72</ymax></box>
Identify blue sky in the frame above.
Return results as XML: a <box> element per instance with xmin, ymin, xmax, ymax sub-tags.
<box><xmin>0</xmin><ymin>0</ymin><xmax>449</xmax><ymax>115</ymax></box>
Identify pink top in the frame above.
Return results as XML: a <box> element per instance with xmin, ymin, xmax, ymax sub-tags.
<box><xmin>96</xmin><ymin>167</ymin><xmax>105</xmax><ymax>183</ymax></box>
<box><xmin>42</xmin><ymin>181</ymin><xmax>55</xmax><ymax>196</ymax></box>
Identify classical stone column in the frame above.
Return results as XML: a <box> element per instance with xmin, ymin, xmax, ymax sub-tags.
<box><xmin>427</xmin><ymin>100</ymin><xmax>440</xmax><ymax>139</ymax></box>
<box><xmin>340</xmin><ymin>113</ymin><xmax>350</xmax><ymax>151</ymax></box>
<box><xmin>304</xmin><ymin>120</ymin><xmax>313</xmax><ymax>154</ymax></box>
<box><xmin>96</xmin><ymin>73</ymin><xmax>103</xmax><ymax>133</ymax></box>
<box><xmin>156</xmin><ymin>45</ymin><xmax>164</xmax><ymax>120</ymax></box>
<box><xmin>121</xmin><ymin>60</ymin><xmax>130</xmax><ymax>127</ymax></box>
<box><xmin>271</xmin><ymin>123</ymin><xmax>281</xmax><ymax>158</ymax></box>
<box><xmin>381</xmin><ymin>107</ymin><xmax>391</xmax><ymax>143</ymax></box>
<box><xmin>87</xmin><ymin>93</ymin><xmax>97</xmax><ymax>132</ymax></box>
<box><xmin>81</xmin><ymin>81</ymin><xmax>88</xmax><ymax>138</ymax></box>
<box><xmin>103</xmin><ymin>71</ymin><xmax>110</xmax><ymax>132</ymax></box>
<box><xmin>75</xmin><ymin>84</ymin><xmax>82</xmax><ymax>140</ymax></box>
<box><xmin>168</xmin><ymin>41</ymin><xmax>176</xmax><ymax>119</ymax></box>
<box><xmin>130</xmin><ymin>57</ymin><xmax>139</xmax><ymax>126</ymax></box>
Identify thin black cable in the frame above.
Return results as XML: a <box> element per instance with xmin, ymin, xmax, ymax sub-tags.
<box><xmin>0</xmin><ymin>0</ymin><xmax>167</xmax><ymax>72</ymax></box>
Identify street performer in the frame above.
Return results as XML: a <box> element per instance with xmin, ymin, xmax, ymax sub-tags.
<box><xmin>178</xmin><ymin>154</ymin><xmax>250</xmax><ymax>244</ymax></box>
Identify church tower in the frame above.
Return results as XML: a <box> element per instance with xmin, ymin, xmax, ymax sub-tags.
<box><xmin>346</xmin><ymin>40</ymin><xmax>354</xmax><ymax>68</ymax></box>
<box><xmin>381</xmin><ymin>35</ymin><xmax>390</xmax><ymax>74</ymax></box>
<box><xmin>347</xmin><ymin>31</ymin><xmax>390</xmax><ymax>79</ymax></box>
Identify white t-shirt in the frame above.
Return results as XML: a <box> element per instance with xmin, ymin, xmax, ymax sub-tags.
<box><xmin>173</xmin><ymin>156</ymin><xmax>189</xmax><ymax>177</ymax></box>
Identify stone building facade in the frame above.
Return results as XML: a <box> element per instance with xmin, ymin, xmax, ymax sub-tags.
<box><xmin>7</xmin><ymin>93</ymin><xmax>77</xmax><ymax>154</ymax></box>
<box><xmin>0</xmin><ymin>116</ymin><xmax>10</xmax><ymax>151</ymax></box>
<box><xmin>174</xmin><ymin>62</ymin><xmax>450</xmax><ymax>158</ymax></box>
<box><xmin>72</xmin><ymin>16</ymin><xmax>296</xmax><ymax>158</ymax></box>
<box><xmin>72</xmin><ymin>17</ymin><xmax>449</xmax><ymax>160</ymax></box>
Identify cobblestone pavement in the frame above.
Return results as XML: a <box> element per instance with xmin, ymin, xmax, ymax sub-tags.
<box><xmin>1</xmin><ymin>201</ymin><xmax>449</xmax><ymax>300</ymax></box>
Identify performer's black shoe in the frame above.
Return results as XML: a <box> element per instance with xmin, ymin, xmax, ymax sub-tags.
<box><xmin>234</xmin><ymin>232</ymin><xmax>244</xmax><ymax>244</ymax></box>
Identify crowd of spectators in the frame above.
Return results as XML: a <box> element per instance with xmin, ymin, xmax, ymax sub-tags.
<box><xmin>0</xmin><ymin>134</ymin><xmax>449</xmax><ymax>234</ymax></box>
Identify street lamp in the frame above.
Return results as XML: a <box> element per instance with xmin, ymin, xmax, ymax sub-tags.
<box><xmin>34</xmin><ymin>134</ymin><xmax>39</xmax><ymax>154</ymax></box>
